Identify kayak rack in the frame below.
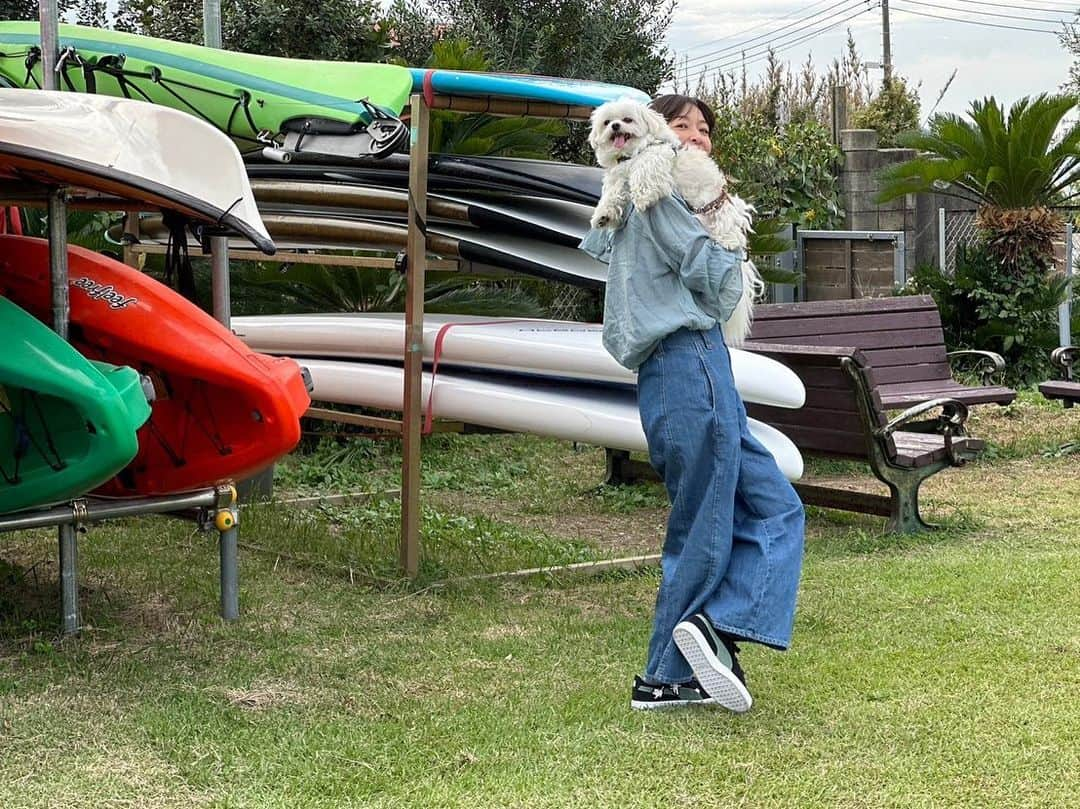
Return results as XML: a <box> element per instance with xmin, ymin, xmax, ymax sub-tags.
<box><xmin>119</xmin><ymin>89</ymin><xmax>598</xmax><ymax>580</ymax></box>
<box><xmin>0</xmin><ymin>486</ymin><xmax>240</xmax><ymax>631</ymax></box>
<box><xmin>0</xmin><ymin>2</ymin><xmax>244</xmax><ymax>635</ymax></box>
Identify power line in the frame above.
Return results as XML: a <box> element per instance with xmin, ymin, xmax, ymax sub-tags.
<box><xmin>889</xmin><ymin>3</ymin><xmax>1063</xmax><ymax>32</ymax></box>
<box><xmin>940</xmin><ymin>0</ymin><xmax>1080</xmax><ymax>13</ymax></box>
<box><xmin>686</xmin><ymin>3</ymin><xmax>877</xmax><ymax>74</ymax></box>
<box><xmin>693</xmin><ymin>4</ymin><xmax>880</xmax><ymax>78</ymax></box>
<box><xmin>681</xmin><ymin>0</ymin><xmax>867</xmax><ymax>68</ymax></box>
<box><xmin>678</xmin><ymin>0</ymin><xmax>843</xmax><ymax>54</ymax></box>
<box><xmin>894</xmin><ymin>0</ymin><xmax>1075</xmax><ymax>24</ymax></box>
<box><xmin>680</xmin><ymin>0</ymin><xmax>870</xmax><ymax>69</ymax></box>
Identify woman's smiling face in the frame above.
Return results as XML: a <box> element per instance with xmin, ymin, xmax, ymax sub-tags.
<box><xmin>667</xmin><ymin>103</ymin><xmax>712</xmax><ymax>152</ymax></box>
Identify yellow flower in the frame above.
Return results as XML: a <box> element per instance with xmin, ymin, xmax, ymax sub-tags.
<box><xmin>805</xmin><ymin>209</ymin><xmax>817</xmax><ymax>222</ymax></box>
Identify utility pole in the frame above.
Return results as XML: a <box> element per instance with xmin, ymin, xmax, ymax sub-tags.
<box><xmin>203</xmin><ymin>0</ymin><xmax>222</xmax><ymax>48</ymax></box>
<box><xmin>882</xmin><ymin>0</ymin><xmax>893</xmax><ymax>88</ymax></box>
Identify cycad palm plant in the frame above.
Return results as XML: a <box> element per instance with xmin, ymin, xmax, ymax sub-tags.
<box><xmin>235</xmin><ymin>262</ymin><xmax>546</xmax><ymax>317</ymax></box>
<box><xmin>421</xmin><ymin>39</ymin><xmax>566</xmax><ymax>158</ymax></box>
<box><xmin>877</xmin><ymin>94</ymin><xmax>1080</xmax><ymax>271</ymax></box>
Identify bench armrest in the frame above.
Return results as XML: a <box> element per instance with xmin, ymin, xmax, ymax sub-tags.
<box><xmin>875</xmin><ymin>397</ymin><xmax>971</xmax><ymax>466</ymax></box>
<box><xmin>946</xmin><ymin>350</ymin><xmax>1005</xmax><ymax>385</ymax></box>
<box><xmin>1050</xmin><ymin>346</ymin><xmax>1079</xmax><ymax>378</ymax></box>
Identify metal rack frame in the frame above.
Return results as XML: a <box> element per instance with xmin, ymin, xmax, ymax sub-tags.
<box><xmin>0</xmin><ymin>1</ymin><xmax>241</xmax><ymax>635</ymax></box>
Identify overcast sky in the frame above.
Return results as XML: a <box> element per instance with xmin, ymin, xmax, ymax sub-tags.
<box><xmin>664</xmin><ymin>0</ymin><xmax>1076</xmax><ymax>119</ymax></box>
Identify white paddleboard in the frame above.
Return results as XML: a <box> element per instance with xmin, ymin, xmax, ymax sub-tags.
<box><xmin>301</xmin><ymin>358</ymin><xmax>803</xmax><ymax>481</ymax></box>
<box><xmin>233</xmin><ymin>313</ymin><xmax>806</xmax><ymax>409</ymax></box>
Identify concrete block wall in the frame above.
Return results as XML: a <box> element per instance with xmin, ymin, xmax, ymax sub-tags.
<box><xmin>838</xmin><ymin>129</ymin><xmax>919</xmax><ymax>280</ymax></box>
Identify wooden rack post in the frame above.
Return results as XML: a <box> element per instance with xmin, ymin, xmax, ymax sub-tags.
<box><xmin>400</xmin><ymin>93</ymin><xmax>430</xmax><ymax>578</ymax></box>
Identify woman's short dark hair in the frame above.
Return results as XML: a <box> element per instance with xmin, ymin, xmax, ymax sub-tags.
<box><xmin>649</xmin><ymin>94</ymin><xmax>715</xmax><ymax>134</ymax></box>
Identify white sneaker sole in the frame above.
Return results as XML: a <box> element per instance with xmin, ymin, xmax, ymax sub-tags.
<box><xmin>672</xmin><ymin>621</ymin><xmax>753</xmax><ymax>713</ymax></box>
<box><xmin>630</xmin><ymin>695</ymin><xmax>716</xmax><ymax>711</ymax></box>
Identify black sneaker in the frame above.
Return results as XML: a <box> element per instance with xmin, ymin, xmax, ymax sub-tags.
<box><xmin>630</xmin><ymin>675</ymin><xmax>715</xmax><ymax>711</ymax></box>
<box><xmin>672</xmin><ymin>613</ymin><xmax>753</xmax><ymax>713</ymax></box>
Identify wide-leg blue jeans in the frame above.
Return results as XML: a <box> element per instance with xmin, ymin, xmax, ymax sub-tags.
<box><xmin>637</xmin><ymin>326</ymin><xmax>805</xmax><ymax>684</ymax></box>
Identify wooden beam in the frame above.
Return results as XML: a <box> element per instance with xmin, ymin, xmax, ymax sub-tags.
<box><xmin>401</xmin><ymin>93</ymin><xmax>430</xmax><ymax>578</ymax></box>
<box><xmin>126</xmin><ymin>243</ymin><xmax>459</xmax><ymax>272</ymax></box>
<box><xmin>422</xmin><ymin>95</ymin><xmax>594</xmax><ymax>121</ymax></box>
<box><xmin>305</xmin><ymin>406</ymin><xmax>403</xmax><ymax>434</ymax></box>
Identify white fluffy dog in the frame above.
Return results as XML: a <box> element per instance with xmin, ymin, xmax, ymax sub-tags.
<box><xmin>588</xmin><ymin>98</ymin><xmax>764</xmax><ymax>345</ymax></box>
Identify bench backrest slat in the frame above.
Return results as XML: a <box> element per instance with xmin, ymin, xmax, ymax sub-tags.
<box><xmin>749</xmin><ymin>308</ymin><xmax>941</xmax><ymax>341</ymax></box>
<box><xmin>747</xmin><ymin>295</ymin><xmax>950</xmax><ymax>397</ymax></box>
<box><xmin>746</xmin><ymin>343</ymin><xmax>893</xmax><ymax>462</ymax></box>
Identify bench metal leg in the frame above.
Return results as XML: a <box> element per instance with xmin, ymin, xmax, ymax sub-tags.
<box><xmin>872</xmin><ymin>460</ymin><xmax>945</xmax><ymax>534</ymax></box>
<box><xmin>882</xmin><ymin>477</ymin><xmax>935</xmax><ymax>533</ymax></box>
<box><xmin>604</xmin><ymin>449</ymin><xmax>659</xmax><ymax>486</ymax></box>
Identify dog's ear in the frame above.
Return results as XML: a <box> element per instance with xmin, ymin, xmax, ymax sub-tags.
<box><xmin>588</xmin><ymin>105</ymin><xmax>609</xmax><ymax>148</ymax></box>
<box><xmin>642</xmin><ymin>106</ymin><xmax>673</xmax><ymax>140</ymax></box>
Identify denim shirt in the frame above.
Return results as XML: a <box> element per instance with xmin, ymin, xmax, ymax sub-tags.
<box><xmin>579</xmin><ymin>194</ymin><xmax>744</xmax><ymax>370</ymax></box>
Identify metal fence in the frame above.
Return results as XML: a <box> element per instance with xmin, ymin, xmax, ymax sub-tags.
<box><xmin>939</xmin><ymin>208</ymin><xmax>1080</xmax><ymax>275</ymax></box>
<box><xmin>938</xmin><ymin>207</ymin><xmax>1076</xmax><ymax>345</ymax></box>
<box><xmin>938</xmin><ymin>208</ymin><xmax>980</xmax><ymax>274</ymax></box>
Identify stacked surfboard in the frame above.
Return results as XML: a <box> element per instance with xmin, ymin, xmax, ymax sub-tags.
<box><xmin>233</xmin><ymin>313</ymin><xmax>806</xmax><ymax>480</ymax></box>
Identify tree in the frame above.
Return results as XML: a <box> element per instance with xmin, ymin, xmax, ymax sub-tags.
<box><xmin>385</xmin><ymin>0</ymin><xmax>674</xmax><ymax>94</ymax></box>
<box><xmin>877</xmin><ymin>94</ymin><xmax>1080</xmax><ymax>271</ymax></box>
<box><xmin>849</xmin><ymin>76</ymin><xmax>921</xmax><ymax>147</ymax></box>
<box><xmin>0</xmin><ymin>1</ymin><xmax>75</xmax><ymax>20</ymax></box>
<box><xmin>1061</xmin><ymin>11</ymin><xmax>1080</xmax><ymax>95</ymax></box>
<box><xmin>114</xmin><ymin>0</ymin><xmax>390</xmax><ymax>61</ymax></box>
<box><xmin>75</xmin><ymin>0</ymin><xmax>108</xmax><ymax>28</ymax></box>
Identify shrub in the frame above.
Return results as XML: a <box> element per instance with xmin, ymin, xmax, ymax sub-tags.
<box><xmin>904</xmin><ymin>242</ymin><xmax>1073</xmax><ymax>385</ymax></box>
<box><xmin>710</xmin><ymin>110</ymin><xmax>843</xmax><ymax>229</ymax></box>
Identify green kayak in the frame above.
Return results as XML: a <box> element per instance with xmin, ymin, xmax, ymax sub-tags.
<box><xmin>0</xmin><ymin>22</ymin><xmax>412</xmax><ymax>162</ymax></box>
<box><xmin>1</xmin><ymin>297</ymin><xmax>151</xmax><ymax>514</ymax></box>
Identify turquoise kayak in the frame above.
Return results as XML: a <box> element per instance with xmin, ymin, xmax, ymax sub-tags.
<box><xmin>0</xmin><ymin>22</ymin><xmax>412</xmax><ymax>161</ymax></box>
<box><xmin>1</xmin><ymin>297</ymin><xmax>151</xmax><ymax>514</ymax></box>
<box><xmin>409</xmin><ymin>67</ymin><xmax>649</xmax><ymax>107</ymax></box>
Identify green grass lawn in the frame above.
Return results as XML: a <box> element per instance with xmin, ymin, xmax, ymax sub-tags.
<box><xmin>1</xmin><ymin>390</ymin><xmax>1077</xmax><ymax>807</ymax></box>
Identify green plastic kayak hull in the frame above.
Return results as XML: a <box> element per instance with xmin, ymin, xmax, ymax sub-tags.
<box><xmin>0</xmin><ymin>22</ymin><xmax>413</xmax><ymax>159</ymax></box>
<box><xmin>1</xmin><ymin>297</ymin><xmax>151</xmax><ymax>514</ymax></box>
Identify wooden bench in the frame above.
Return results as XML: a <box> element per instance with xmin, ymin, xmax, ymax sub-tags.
<box><xmin>605</xmin><ymin>343</ymin><xmax>986</xmax><ymax>533</ymax></box>
<box><xmin>747</xmin><ymin>295</ymin><xmax>1017</xmax><ymax>409</ymax></box>
<box><xmin>1039</xmin><ymin>346</ymin><xmax>1080</xmax><ymax>408</ymax></box>
<box><xmin>744</xmin><ymin>343</ymin><xmax>986</xmax><ymax>532</ymax></box>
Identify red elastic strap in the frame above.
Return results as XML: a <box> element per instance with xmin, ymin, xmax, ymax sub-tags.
<box><xmin>421</xmin><ymin>319</ymin><xmax>551</xmax><ymax>436</ymax></box>
<box><xmin>422</xmin><ymin>69</ymin><xmax>435</xmax><ymax>109</ymax></box>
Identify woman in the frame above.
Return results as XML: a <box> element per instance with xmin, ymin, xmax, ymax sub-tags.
<box><xmin>580</xmin><ymin>94</ymin><xmax>805</xmax><ymax>713</ymax></box>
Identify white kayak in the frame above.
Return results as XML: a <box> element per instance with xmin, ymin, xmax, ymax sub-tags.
<box><xmin>302</xmin><ymin>359</ymin><xmax>804</xmax><ymax>481</ymax></box>
<box><xmin>0</xmin><ymin>89</ymin><xmax>273</xmax><ymax>253</ymax></box>
<box><xmin>233</xmin><ymin>313</ymin><xmax>806</xmax><ymax>409</ymax></box>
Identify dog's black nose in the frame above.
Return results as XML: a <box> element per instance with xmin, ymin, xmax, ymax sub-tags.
<box><xmin>611</xmin><ymin>121</ymin><xmax>621</xmax><ymax>132</ymax></box>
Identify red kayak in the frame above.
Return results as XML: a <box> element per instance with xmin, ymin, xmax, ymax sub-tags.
<box><xmin>0</xmin><ymin>235</ymin><xmax>310</xmax><ymax>495</ymax></box>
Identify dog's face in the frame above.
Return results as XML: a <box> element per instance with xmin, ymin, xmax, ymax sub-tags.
<box><xmin>588</xmin><ymin>99</ymin><xmax>674</xmax><ymax>168</ymax></box>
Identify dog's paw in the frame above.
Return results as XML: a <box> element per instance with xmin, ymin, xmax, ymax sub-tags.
<box><xmin>591</xmin><ymin>203</ymin><xmax>623</xmax><ymax>230</ymax></box>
